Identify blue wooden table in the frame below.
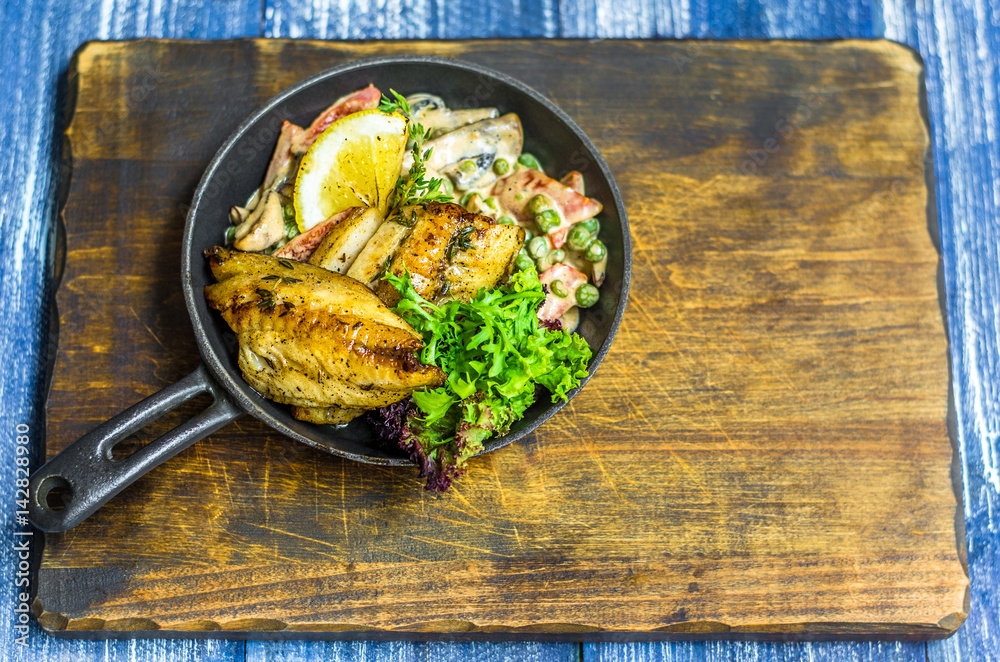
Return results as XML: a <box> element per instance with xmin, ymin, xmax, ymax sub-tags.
<box><xmin>2</xmin><ymin>1</ymin><xmax>997</xmax><ymax>660</ymax></box>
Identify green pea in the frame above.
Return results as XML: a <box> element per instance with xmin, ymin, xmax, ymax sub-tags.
<box><xmin>492</xmin><ymin>158</ymin><xmax>510</xmax><ymax>176</ymax></box>
<box><xmin>580</xmin><ymin>217</ymin><xmax>600</xmax><ymax>235</ymax></box>
<box><xmin>460</xmin><ymin>192</ymin><xmax>478</xmax><ymax>207</ymax></box>
<box><xmin>459</xmin><ymin>159</ymin><xmax>478</xmax><ymax>174</ymax></box>
<box><xmin>518</xmin><ymin>153</ymin><xmax>542</xmax><ymax>171</ymax></box>
<box><xmin>536</xmin><ymin>254</ymin><xmax>555</xmax><ymax>272</ymax></box>
<box><xmin>285</xmin><ymin>219</ymin><xmax>300</xmax><ymax>239</ymax></box>
<box><xmin>225</xmin><ymin>225</ymin><xmax>236</xmax><ymax>245</ymax></box>
<box><xmin>567</xmin><ymin>225</ymin><xmax>592</xmax><ymax>251</ymax></box>
<box><xmin>584</xmin><ymin>239</ymin><xmax>607</xmax><ymax>262</ymax></box>
<box><xmin>550</xmin><ymin>248</ymin><xmax>566</xmax><ymax>263</ymax></box>
<box><xmin>483</xmin><ymin>197</ymin><xmax>499</xmax><ymax>212</ymax></box>
<box><xmin>550</xmin><ymin>279</ymin><xmax>569</xmax><ymax>298</ymax></box>
<box><xmin>576</xmin><ymin>283</ymin><xmax>600</xmax><ymax>308</ymax></box>
<box><xmin>498</xmin><ymin>215</ymin><xmax>516</xmax><ymax>225</ymax></box>
<box><xmin>528</xmin><ymin>236</ymin><xmax>550</xmax><ymax>259</ymax></box>
<box><xmin>536</xmin><ymin>209</ymin><xmax>561</xmax><ymax>233</ymax></box>
<box><xmin>527</xmin><ymin>194</ymin><xmax>551</xmax><ymax>215</ymax></box>
<box><xmin>522</xmin><ymin>227</ymin><xmax>535</xmax><ymax>242</ymax></box>
<box><xmin>282</xmin><ymin>204</ymin><xmax>294</xmax><ymax>221</ymax></box>
<box><xmin>515</xmin><ymin>252</ymin><xmax>536</xmax><ymax>272</ymax></box>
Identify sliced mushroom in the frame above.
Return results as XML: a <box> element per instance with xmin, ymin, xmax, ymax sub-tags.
<box><xmin>404</xmin><ymin>114</ymin><xmax>523</xmax><ymax>192</ymax></box>
<box><xmin>406</xmin><ymin>93</ymin><xmax>447</xmax><ymax>114</ymax></box>
<box><xmin>233</xmin><ymin>191</ymin><xmax>286</xmax><ymax>252</ymax></box>
<box><xmin>558</xmin><ymin>306</ymin><xmax>580</xmax><ymax>334</ymax></box>
<box><xmin>263</xmin><ymin>121</ymin><xmax>305</xmax><ymax>192</ymax></box>
<box><xmin>590</xmin><ymin>254</ymin><xmax>607</xmax><ymax>287</ymax></box>
<box><xmin>420</xmin><ymin>108</ymin><xmax>500</xmax><ymax>138</ymax></box>
<box><xmin>229</xmin><ymin>205</ymin><xmax>250</xmax><ymax>226</ymax></box>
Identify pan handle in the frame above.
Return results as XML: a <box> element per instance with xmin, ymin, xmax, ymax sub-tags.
<box><xmin>28</xmin><ymin>363</ymin><xmax>242</xmax><ymax>532</ymax></box>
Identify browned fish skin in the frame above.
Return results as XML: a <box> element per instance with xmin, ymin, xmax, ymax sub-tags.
<box><xmin>204</xmin><ymin>247</ymin><xmax>444</xmax><ymax>419</ymax></box>
<box><xmin>374</xmin><ymin>202</ymin><xmax>524</xmax><ymax>306</ymax></box>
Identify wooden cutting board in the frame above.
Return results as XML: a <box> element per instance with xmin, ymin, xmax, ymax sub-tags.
<box><xmin>35</xmin><ymin>38</ymin><xmax>967</xmax><ymax>640</ymax></box>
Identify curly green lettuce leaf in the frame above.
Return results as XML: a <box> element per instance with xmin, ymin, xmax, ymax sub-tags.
<box><xmin>378</xmin><ymin>268</ymin><xmax>593</xmax><ymax>491</ymax></box>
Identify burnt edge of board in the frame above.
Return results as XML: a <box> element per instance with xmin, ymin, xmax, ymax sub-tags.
<box><xmin>32</xmin><ymin>591</ymin><xmax>962</xmax><ymax>641</ymax></box>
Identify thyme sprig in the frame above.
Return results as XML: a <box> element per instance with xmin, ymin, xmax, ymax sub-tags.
<box><xmin>255</xmin><ymin>288</ymin><xmax>277</xmax><ymax>313</ymax></box>
<box><xmin>257</xmin><ymin>270</ymin><xmax>300</xmax><ymax>314</ymax></box>
<box><xmin>261</xmin><ymin>274</ymin><xmax>301</xmax><ymax>284</ymax></box>
<box><xmin>446</xmin><ymin>226</ymin><xmax>476</xmax><ymax>263</ymax></box>
<box><xmin>379</xmin><ymin>89</ymin><xmax>454</xmax><ymax>212</ymax></box>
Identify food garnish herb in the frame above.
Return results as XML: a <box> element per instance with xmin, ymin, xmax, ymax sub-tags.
<box><xmin>261</xmin><ymin>274</ymin><xmax>301</xmax><ymax>284</ymax></box>
<box><xmin>378</xmin><ymin>90</ymin><xmax>454</xmax><ymax>211</ymax></box>
<box><xmin>372</xmin><ymin>267</ymin><xmax>592</xmax><ymax>492</ymax></box>
<box><xmin>446</xmin><ymin>226</ymin><xmax>476</xmax><ymax>263</ymax></box>
<box><xmin>255</xmin><ymin>288</ymin><xmax>277</xmax><ymax>313</ymax></box>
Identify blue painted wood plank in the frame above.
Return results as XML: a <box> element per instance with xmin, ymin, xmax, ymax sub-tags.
<box><xmin>10</xmin><ymin>638</ymin><xmax>245</xmax><ymax>662</ymax></box>
<box><xmin>556</xmin><ymin>0</ymin><xmax>884</xmax><ymax>39</ymax></box>
<box><xmin>877</xmin><ymin>0</ymin><xmax>920</xmax><ymax>48</ymax></box>
<box><xmin>0</xmin><ymin>1</ymin><xmax>259</xmax><ymax>660</ymax></box>
<box><xmin>248</xmin><ymin>641</ymin><xmax>580</xmax><ymax>661</ymax></box>
<box><xmin>264</xmin><ymin>0</ymin><xmax>560</xmax><ymax>39</ymax></box>
<box><xmin>583</xmin><ymin>642</ymin><xmax>925</xmax><ymax>662</ymax></box>
<box><xmin>692</xmin><ymin>0</ymin><xmax>876</xmax><ymax>39</ymax></box>
<box><xmin>915</xmin><ymin>0</ymin><xmax>1000</xmax><ymax>661</ymax></box>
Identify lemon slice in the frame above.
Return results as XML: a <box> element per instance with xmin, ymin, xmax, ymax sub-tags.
<box><xmin>294</xmin><ymin>109</ymin><xmax>408</xmax><ymax>232</ymax></box>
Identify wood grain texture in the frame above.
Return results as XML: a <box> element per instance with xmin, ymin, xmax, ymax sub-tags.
<box><xmin>33</xmin><ymin>38</ymin><xmax>964</xmax><ymax>640</ymax></box>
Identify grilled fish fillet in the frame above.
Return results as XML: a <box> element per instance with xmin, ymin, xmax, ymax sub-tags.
<box><xmin>374</xmin><ymin>202</ymin><xmax>525</xmax><ymax>306</ymax></box>
<box><xmin>204</xmin><ymin>247</ymin><xmax>444</xmax><ymax>421</ymax></box>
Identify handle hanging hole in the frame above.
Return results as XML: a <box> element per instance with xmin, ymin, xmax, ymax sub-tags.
<box><xmin>37</xmin><ymin>476</ymin><xmax>73</xmax><ymax>512</ymax></box>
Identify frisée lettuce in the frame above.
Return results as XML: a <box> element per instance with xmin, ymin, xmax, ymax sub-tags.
<box><xmin>371</xmin><ymin>267</ymin><xmax>592</xmax><ymax>491</ymax></box>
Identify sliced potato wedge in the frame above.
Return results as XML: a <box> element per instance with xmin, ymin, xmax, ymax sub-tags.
<box><xmin>346</xmin><ymin>216</ymin><xmax>414</xmax><ymax>285</ymax></box>
<box><xmin>308</xmin><ymin>206</ymin><xmax>386</xmax><ymax>274</ymax></box>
